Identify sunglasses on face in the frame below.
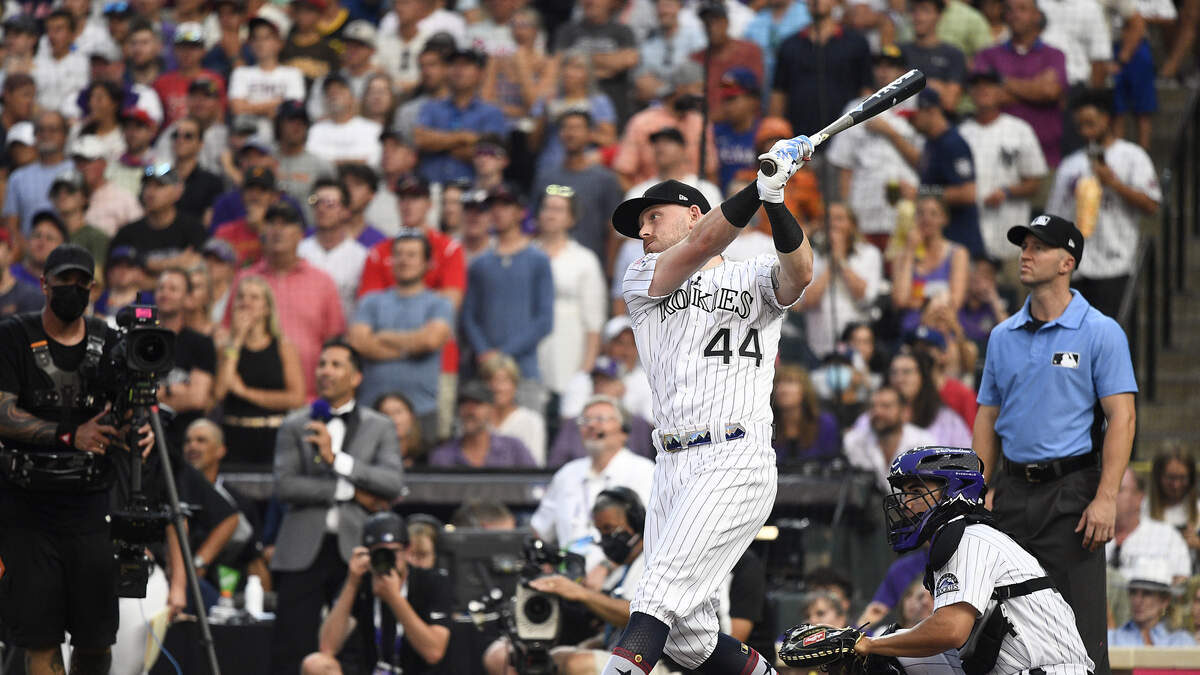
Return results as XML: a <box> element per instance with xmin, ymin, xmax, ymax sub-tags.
<box><xmin>172</xmin><ymin>130</ymin><xmax>198</xmax><ymax>141</ymax></box>
<box><xmin>545</xmin><ymin>184</ymin><xmax>575</xmax><ymax>198</ymax></box>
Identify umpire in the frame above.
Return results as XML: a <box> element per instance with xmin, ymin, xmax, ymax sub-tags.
<box><xmin>974</xmin><ymin>214</ymin><xmax>1137</xmax><ymax>675</ymax></box>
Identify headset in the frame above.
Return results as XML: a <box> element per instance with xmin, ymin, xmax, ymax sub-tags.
<box><xmin>596</xmin><ymin>486</ymin><xmax>646</xmax><ymax>534</ymax></box>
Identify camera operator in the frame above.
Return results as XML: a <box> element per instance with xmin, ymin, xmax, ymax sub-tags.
<box><xmin>301</xmin><ymin>512</ymin><xmax>453</xmax><ymax>675</ymax></box>
<box><xmin>0</xmin><ymin>243</ymin><xmax>153</xmax><ymax>675</ymax></box>
<box><xmin>484</xmin><ymin>488</ymin><xmax>672</xmax><ymax>675</ymax></box>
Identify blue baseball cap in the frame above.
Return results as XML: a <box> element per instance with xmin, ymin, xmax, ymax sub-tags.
<box><xmin>719</xmin><ymin>67</ymin><xmax>760</xmax><ymax>98</ymax></box>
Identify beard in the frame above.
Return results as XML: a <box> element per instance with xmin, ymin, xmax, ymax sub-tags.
<box><xmin>583</xmin><ymin>439</ymin><xmax>606</xmax><ymax>456</ymax></box>
<box><xmin>870</xmin><ymin>418</ymin><xmax>901</xmax><ymax>436</ymax></box>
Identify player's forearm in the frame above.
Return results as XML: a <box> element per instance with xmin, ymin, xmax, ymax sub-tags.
<box><xmin>0</xmin><ymin>391</ymin><xmax>61</xmax><ymax>444</ymax></box>
<box><xmin>1096</xmin><ymin>394</ymin><xmax>1136</xmax><ymax>500</ymax></box>
<box><xmin>973</xmin><ymin>405</ymin><xmax>1000</xmax><ymax>483</ymax></box>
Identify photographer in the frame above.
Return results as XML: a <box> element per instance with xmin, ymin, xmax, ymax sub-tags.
<box><xmin>0</xmin><ymin>244</ymin><xmax>153</xmax><ymax>675</ymax></box>
<box><xmin>301</xmin><ymin>512</ymin><xmax>453</xmax><ymax>675</ymax></box>
<box><xmin>484</xmin><ymin>488</ymin><xmax>669</xmax><ymax>675</ymax></box>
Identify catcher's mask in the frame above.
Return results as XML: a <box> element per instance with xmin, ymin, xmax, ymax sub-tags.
<box><xmin>883</xmin><ymin>446</ymin><xmax>986</xmax><ymax>552</ymax></box>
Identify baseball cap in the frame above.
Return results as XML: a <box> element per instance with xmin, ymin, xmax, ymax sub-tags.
<box><xmin>916</xmin><ymin>88</ymin><xmax>942</xmax><ymax>109</ymax></box>
<box><xmin>697</xmin><ymin>0</ymin><xmax>727</xmax><ymax>19</ymax></box>
<box><xmin>32</xmin><ymin>210</ymin><xmax>68</xmax><ymax>241</ymax></box>
<box><xmin>143</xmin><ymin>163</ymin><xmax>181</xmax><ymax>185</ymax></box>
<box><xmin>107</xmin><ymin>245</ymin><xmax>143</xmax><ymax>268</ymax></box>
<box><xmin>5</xmin><ymin>121</ymin><xmax>34</xmax><ymax>148</ymax></box>
<box><xmin>457</xmin><ymin>379</ymin><xmax>493</xmax><ymax>404</ymax></box>
<box><xmin>449</xmin><ymin>48</ymin><xmax>487</xmax><ymax>68</ymax></box>
<box><xmin>591</xmin><ymin>355</ymin><xmax>623</xmax><ymax>379</ymax></box>
<box><xmin>188</xmin><ymin>77</ymin><xmax>221</xmax><ymax>97</ymax></box>
<box><xmin>611</xmin><ymin>179</ymin><xmax>712</xmax><ymax>239</ymax></box>
<box><xmin>874</xmin><ymin>44</ymin><xmax>906</xmax><ymax>67</ymax></box>
<box><xmin>905</xmin><ymin>325</ymin><xmax>947</xmax><ymax>351</ymax></box>
<box><xmin>174</xmin><ymin>22</ymin><xmax>205</xmax><ymax>45</ymax></box>
<box><xmin>265</xmin><ymin>201</ymin><xmax>302</xmax><ymax>224</ymax></box>
<box><xmin>51</xmin><ymin>169</ymin><xmax>86</xmax><ymax>194</ymax></box>
<box><xmin>44</xmin><ymin>243</ymin><xmax>95</xmax><ymax>280</ymax></box>
<box><xmin>4</xmin><ymin>14</ymin><xmax>38</xmax><ymax>34</ymax></box>
<box><xmin>122</xmin><ymin>107</ymin><xmax>157</xmax><ymax>129</ymax></box>
<box><xmin>719</xmin><ymin>67</ymin><xmax>760</xmax><ymax>99</ymax></box>
<box><xmin>342</xmin><ymin>20</ymin><xmax>377</xmax><ymax>48</ymax></box>
<box><xmin>755</xmin><ymin>116</ymin><xmax>794</xmax><ymax>148</ymax></box>
<box><xmin>102</xmin><ymin>1</ymin><xmax>134</xmax><ymax>17</ymax></box>
<box><xmin>603</xmin><ymin>315</ymin><xmax>632</xmax><ymax>342</ymax></box>
<box><xmin>201</xmin><ymin>239</ymin><xmax>237</xmax><ymax>265</ymax></box>
<box><xmin>362</xmin><ymin>512</ymin><xmax>408</xmax><ymax>547</ymax></box>
<box><xmin>277</xmin><ymin>99</ymin><xmax>310</xmax><ymax>123</ymax></box>
<box><xmin>461</xmin><ymin>189</ymin><xmax>490</xmax><ymax>211</ymax></box>
<box><xmin>967</xmin><ymin>69</ymin><xmax>1003</xmax><ymax>86</ymax></box>
<box><xmin>243</xmin><ymin>166</ymin><xmax>277</xmax><ymax>190</ymax></box>
<box><xmin>394</xmin><ymin>175</ymin><xmax>430</xmax><ymax>198</ymax></box>
<box><xmin>87</xmin><ymin>38</ymin><xmax>123</xmax><ymax>63</ymax></box>
<box><xmin>1007</xmin><ymin>214</ymin><xmax>1084</xmax><ymax>266</ymax></box>
<box><xmin>69</xmin><ymin>135</ymin><xmax>107</xmax><ymax>161</ymax></box>
<box><xmin>232</xmin><ymin>115</ymin><xmax>260</xmax><ymax>136</ymax></box>
<box><xmin>239</xmin><ymin>136</ymin><xmax>275</xmax><ymax>156</ymax></box>
<box><xmin>249</xmin><ymin>4</ymin><xmax>290</xmax><ymax>38</ymax></box>
<box><xmin>486</xmin><ymin>183</ymin><xmax>525</xmax><ymax>207</ymax></box>
<box><xmin>669</xmin><ymin>61</ymin><xmax>704</xmax><ymax>90</ymax></box>
<box><xmin>648</xmin><ymin>127</ymin><xmax>685</xmax><ymax>146</ymax></box>
<box><xmin>475</xmin><ymin>135</ymin><xmax>507</xmax><ymax>157</ymax></box>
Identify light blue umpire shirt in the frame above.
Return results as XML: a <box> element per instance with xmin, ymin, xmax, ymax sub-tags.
<box><xmin>977</xmin><ymin>289</ymin><xmax>1137</xmax><ymax>464</ymax></box>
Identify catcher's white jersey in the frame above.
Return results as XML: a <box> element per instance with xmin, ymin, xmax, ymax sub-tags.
<box><xmin>622</xmin><ymin>253</ymin><xmax>796</xmax><ymax>430</ymax></box>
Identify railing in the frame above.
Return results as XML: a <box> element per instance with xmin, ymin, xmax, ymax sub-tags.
<box><xmin>1118</xmin><ymin>237</ymin><xmax>1156</xmax><ymax>401</ymax></box>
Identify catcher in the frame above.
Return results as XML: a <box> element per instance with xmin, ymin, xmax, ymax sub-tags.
<box><xmin>781</xmin><ymin>446</ymin><xmax>1094</xmax><ymax>675</ymax></box>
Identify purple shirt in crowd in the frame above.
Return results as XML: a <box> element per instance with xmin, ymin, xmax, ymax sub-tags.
<box><xmin>973</xmin><ymin>39</ymin><xmax>1068</xmax><ymax>166</ymax></box>
<box><xmin>870</xmin><ymin>547</ymin><xmax>930</xmax><ymax>608</ymax></box>
<box><xmin>427</xmin><ymin>433</ymin><xmax>537</xmax><ymax>468</ymax></box>
<box><xmin>772</xmin><ymin>411</ymin><xmax>842</xmax><ymax>464</ymax></box>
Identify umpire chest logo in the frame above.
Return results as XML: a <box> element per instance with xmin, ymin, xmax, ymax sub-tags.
<box><xmin>1052</xmin><ymin>352</ymin><xmax>1081</xmax><ymax>369</ymax></box>
<box><xmin>935</xmin><ymin>573</ymin><xmax>960</xmax><ymax>597</ymax></box>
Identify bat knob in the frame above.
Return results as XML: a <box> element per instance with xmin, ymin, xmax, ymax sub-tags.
<box><xmin>759</xmin><ymin>159</ymin><xmax>777</xmax><ymax>177</ymax></box>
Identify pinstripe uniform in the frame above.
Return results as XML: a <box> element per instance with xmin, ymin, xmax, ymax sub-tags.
<box><xmin>932</xmin><ymin>525</ymin><xmax>1094</xmax><ymax>675</ymax></box>
<box><xmin>621</xmin><ymin>252</ymin><xmax>797</xmax><ymax>668</ymax></box>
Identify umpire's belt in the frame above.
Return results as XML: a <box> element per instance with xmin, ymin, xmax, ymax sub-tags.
<box><xmin>655</xmin><ymin>422</ymin><xmax>767</xmax><ymax>452</ymax></box>
<box><xmin>1003</xmin><ymin>450</ymin><xmax>1098</xmax><ymax>484</ymax></box>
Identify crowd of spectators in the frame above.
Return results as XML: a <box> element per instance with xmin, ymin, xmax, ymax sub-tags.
<box><xmin>0</xmin><ymin>0</ymin><xmax>1193</xmax><ymax>670</ymax></box>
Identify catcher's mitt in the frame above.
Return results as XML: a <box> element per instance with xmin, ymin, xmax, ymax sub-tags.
<box><xmin>779</xmin><ymin>624</ymin><xmax>866</xmax><ymax>669</ymax></box>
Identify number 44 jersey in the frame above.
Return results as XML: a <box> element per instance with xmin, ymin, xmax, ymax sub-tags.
<box><xmin>622</xmin><ymin>253</ymin><xmax>802</xmax><ymax>430</ymax></box>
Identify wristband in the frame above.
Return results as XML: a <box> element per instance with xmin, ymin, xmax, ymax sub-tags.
<box><xmin>56</xmin><ymin>421</ymin><xmax>77</xmax><ymax>449</ymax></box>
<box><xmin>720</xmin><ymin>182</ymin><xmax>761</xmax><ymax>229</ymax></box>
<box><xmin>765</xmin><ymin>202</ymin><xmax>806</xmax><ymax>253</ymax></box>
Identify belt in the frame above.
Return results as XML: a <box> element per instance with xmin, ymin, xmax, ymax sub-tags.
<box><xmin>654</xmin><ymin>422</ymin><xmax>759</xmax><ymax>453</ymax></box>
<box><xmin>1003</xmin><ymin>451</ymin><xmax>1097</xmax><ymax>484</ymax></box>
<box><xmin>223</xmin><ymin>414</ymin><xmax>286</xmax><ymax>429</ymax></box>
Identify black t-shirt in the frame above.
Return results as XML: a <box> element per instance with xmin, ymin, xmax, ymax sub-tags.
<box><xmin>180</xmin><ymin>168</ymin><xmax>226</xmax><ymax>215</ymax></box>
<box><xmin>900</xmin><ymin>42</ymin><xmax>967</xmax><ymax>86</ymax></box>
<box><xmin>108</xmin><ymin>213</ymin><xmax>208</xmax><ymax>268</ymax></box>
<box><xmin>343</xmin><ymin>566</ymin><xmax>454</xmax><ymax>675</ymax></box>
<box><xmin>773</xmin><ymin>27</ymin><xmax>875</xmax><ymax>143</ymax></box>
<box><xmin>730</xmin><ymin>549</ymin><xmax>775</xmax><ymax>665</ymax></box>
<box><xmin>0</xmin><ymin>312</ymin><xmax>118</xmax><ymax>533</ymax></box>
<box><xmin>0</xmin><ymin>276</ymin><xmax>44</xmax><ymax>316</ymax></box>
<box><xmin>162</xmin><ymin>327</ymin><xmax>216</xmax><ymax>451</ymax></box>
<box><xmin>176</xmin><ymin>462</ymin><xmax>238</xmax><ymax>553</ymax></box>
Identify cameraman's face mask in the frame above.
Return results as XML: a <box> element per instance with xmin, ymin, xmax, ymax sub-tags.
<box><xmin>47</xmin><ymin>281</ymin><xmax>91</xmax><ymax>322</ymax></box>
<box><xmin>600</xmin><ymin>529</ymin><xmax>640</xmax><ymax>565</ymax></box>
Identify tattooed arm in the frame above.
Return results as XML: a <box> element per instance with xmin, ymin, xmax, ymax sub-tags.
<box><xmin>0</xmin><ymin>392</ymin><xmax>119</xmax><ymax>452</ymax></box>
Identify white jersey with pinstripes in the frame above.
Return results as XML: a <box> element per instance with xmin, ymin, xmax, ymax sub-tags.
<box><xmin>621</xmin><ymin>253</ymin><xmax>796</xmax><ymax>429</ymax></box>
<box><xmin>932</xmin><ymin>525</ymin><xmax>1094</xmax><ymax>675</ymax></box>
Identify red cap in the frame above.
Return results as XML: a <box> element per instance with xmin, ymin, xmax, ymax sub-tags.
<box><xmin>0</xmin><ymin>227</ymin><xmax>10</xmax><ymax>244</ymax></box>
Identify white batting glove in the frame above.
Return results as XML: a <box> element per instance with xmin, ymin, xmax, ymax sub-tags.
<box><xmin>756</xmin><ymin>136</ymin><xmax>815</xmax><ymax>203</ymax></box>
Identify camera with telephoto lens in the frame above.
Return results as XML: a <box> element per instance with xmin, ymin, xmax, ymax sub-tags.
<box><xmin>371</xmin><ymin>547</ymin><xmax>398</xmax><ymax>576</ymax></box>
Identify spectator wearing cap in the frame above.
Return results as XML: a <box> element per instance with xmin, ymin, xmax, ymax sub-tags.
<box><xmin>70</xmin><ymin>134</ymin><xmax>145</xmax><ymax>238</ymax></box>
<box><xmin>282</xmin><ymin>0</ymin><xmax>341</xmax><ymax>83</ymax></box>
<box><xmin>108</xmin><ymin>107</ymin><xmax>164</xmax><ymax>199</ymax></box>
<box><xmin>275</xmin><ymin>100</ymin><xmax>337</xmax><ymax>218</ymax></box>
<box><xmin>307</xmin><ymin>75</ymin><xmax>384</xmax><ymax>168</ymax></box>
<box><xmin>0</xmin><ymin>17</ymin><xmax>39</xmax><ymax>87</ymax></box>
<box><xmin>1108</xmin><ymin>468</ymin><xmax>1191</xmax><ymax>586</ymax></box>
<box><xmin>377</xmin><ymin>0</ymin><xmax>467</xmax><ymax>49</ymax></box>
<box><xmin>0</xmin><ymin>74</ymin><xmax>36</xmax><ymax>168</ymax></box>
<box><xmin>3</xmin><ymin>122</ymin><xmax>37</xmax><ymax>174</ymax></box>
<box><xmin>743</xmin><ymin>0</ymin><xmax>812</xmax><ymax>100</ymax></box>
<box><xmin>349</xmin><ymin>230</ymin><xmax>454</xmax><ymax>444</ymax></box>
<box><xmin>391</xmin><ymin>40</ymin><xmax>454</xmax><ymax>145</ymax></box>
<box><xmin>49</xmin><ymin>170</ymin><xmax>109</xmax><ymax>267</ymax></box>
<box><xmin>0</xmin><ymin>228</ymin><xmax>42</xmax><ymax>316</ymax></box>
<box><xmin>155</xmin><ymin>77</ymin><xmax>228</xmax><ymax>176</ymax></box>
<box><xmin>229</xmin><ymin>202</ymin><xmax>346</xmax><ymax>398</ymax></box>
<box><xmin>299</xmin><ymin>179</ymin><xmax>368</xmax><ymax>315</ymax></box>
<box><xmin>1109</xmin><ymin>558</ymin><xmax>1195</xmax><ymax>647</ymax></box>
<box><xmin>33</xmin><ymin>9</ymin><xmax>89</xmax><ymax>112</ymax></box>
<box><xmin>826</xmin><ymin>48</ymin><xmax>920</xmax><ymax>251</ymax></box>
<box><xmin>229</xmin><ymin>7</ymin><xmax>306</xmax><ymax>142</ymax></box>
<box><xmin>635</xmin><ymin>0</ymin><xmax>708</xmax><ymax>107</ymax></box>
<box><xmin>109</xmin><ymin>164</ymin><xmax>207</xmax><ymax>277</ymax></box>
<box><xmin>770</xmin><ymin>0</ymin><xmax>873</xmax><ymax>149</ymax></box>
<box><xmin>975</xmin><ymin>213</ymin><xmax>1137</xmax><ymax>675</ymax></box>
<box><xmin>169</xmin><ymin>117</ymin><xmax>225</xmax><ymax>218</ymax></box>
<box><xmin>549</xmin><ymin>359</ymin><xmax>656</xmax><ymax>467</ymax></box>
<box><xmin>529</xmin><ymin>111</ymin><xmax>624</xmax><ymax>269</ymax></box>
<box><xmin>154</xmin><ymin>22</ymin><xmax>227</xmax><ymax>129</ymax></box>
<box><xmin>214</xmin><ymin>166</ymin><xmax>279</xmax><ymax>266</ymax></box>
<box><xmin>3</xmin><ymin>111</ymin><xmax>73</xmax><ymax>241</ymax></box>
<box><xmin>124</xmin><ymin>18</ymin><xmax>168</xmax><ymax>89</ymax></box>
<box><xmin>529</xmin><ymin>52</ymin><xmax>618</xmax><ymax>178</ymax></box>
<box><xmin>377</xmin><ymin>0</ymin><xmax>446</xmax><ymax>95</ymax></box>
<box><xmin>308</xmin><ymin>20</ymin><xmax>379</xmax><ymax>121</ymax></box>
<box><xmin>959</xmin><ymin>70</ymin><xmax>1048</xmax><ymax>263</ymax></box>
<box><xmin>712</xmin><ymin>68</ymin><xmax>763</xmax><ymax>192</ymax></box>
<box><xmin>12</xmin><ymin>210</ymin><xmax>69</xmax><ymax>286</ymax></box>
<box><xmin>338</xmin><ymin>164</ymin><xmax>390</xmax><ymax>247</ymax></box>
<box><xmin>211</xmin><ymin>140</ymin><xmax>311</xmax><ymax>235</ymax></box>
<box><xmin>1045</xmin><ymin>89</ymin><xmax>1159</xmax><ymax>318</ymax></box>
<box><xmin>613</xmin><ymin>62</ymin><xmax>719</xmax><ymax>188</ymax></box>
<box><xmin>900</xmin><ymin>0</ymin><xmax>967</xmax><ymax>112</ymax></box>
<box><xmin>172</xmin><ymin>0</ymin><xmax>219</xmax><ymax>46</ymax></box>
<box><xmin>554</xmin><ymin>0</ymin><xmax>639</xmax><ymax>125</ymax></box>
<box><xmin>428</xmin><ymin>381</ymin><xmax>537</xmax><ymax>467</ymax></box>
<box><xmin>458</xmin><ymin>188</ymin><xmax>496</xmax><ymax>262</ymax></box>
<box><xmin>469</xmin><ymin>134</ymin><xmax>508</xmax><ymax>193</ymax></box>
<box><xmin>65</xmin><ymin>35</ymin><xmax>165</xmax><ymax>128</ymax></box>
<box><xmin>905</xmin><ymin>324</ymin><xmax>977</xmax><ymax>429</ymax></box>
<box><xmin>462</xmin><ymin>184</ymin><xmax>553</xmax><ymax>384</ymax></box>
<box><xmin>201</xmin><ymin>239</ymin><xmax>237</xmax><ymax>323</ymax></box>
<box><xmin>560</xmin><ymin>315</ymin><xmax>653</xmax><ymax>422</ymax></box>
<box><xmin>413</xmin><ymin>48</ymin><xmax>507</xmax><ymax>185</ymax></box>
<box><xmin>94</xmin><ymin>246</ymin><xmax>147</xmax><ymax>317</ymax></box>
<box><xmin>972</xmin><ymin>0</ymin><xmax>1068</xmax><ymax>166</ymax></box>
<box><xmin>691</xmin><ymin>2</ymin><xmax>763</xmax><ymax>107</ymax></box>
<box><xmin>202</xmin><ymin>0</ymin><xmax>250</xmax><ymax>81</ymax></box>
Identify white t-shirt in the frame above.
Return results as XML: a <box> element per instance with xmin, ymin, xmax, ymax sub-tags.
<box><xmin>826</xmin><ymin>104</ymin><xmax>923</xmax><ymax>235</ymax></box>
<box><xmin>306</xmin><ymin>116</ymin><xmax>383</xmax><ymax>168</ymax></box>
<box><xmin>297</xmin><ymin>235</ymin><xmax>368</xmax><ymax>318</ymax></box>
<box><xmin>1045</xmin><ymin>139</ymin><xmax>1161</xmax><ymax>280</ymax></box>
<box><xmin>1038</xmin><ymin>0</ymin><xmax>1112</xmax><ymax>85</ymax></box>
<box><xmin>378</xmin><ymin>8</ymin><xmax>467</xmax><ymax>46</ymax></box>
<box><xmin>228</xmin><ymin>64</ymin><xmax>306</xmax><ymax>140</ymax></box>
<box><xmin>1105</xmin><ymin>517</ymin><xmax>1192</xmax><ymax>581</ymax></box>
<box><xmin>33</xmin><ymin>50</ymin><xmax>90</xmax><ymax>113</ymax></box>
<box><xmin>376</xmin><ymin>30</ymin><xmax>430</xmax><ymax>89</ymax></box>
<box><xmin>960</xmin><ymin>113</ymin><xmax>1049</xmax><ymax>260</ymax></box>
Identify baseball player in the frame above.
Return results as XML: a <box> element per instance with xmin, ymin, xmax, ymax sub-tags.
<box><xmin>599</xmin><ymin>137</ymin><xmax>815</xmax><ymax>675</ymax></box>
<box><xmin>781</xmin><ymin>446</ymin><xmax>1094</xmax><ymax>675</ymax></box>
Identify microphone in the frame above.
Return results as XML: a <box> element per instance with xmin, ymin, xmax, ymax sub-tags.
<box><xmin>310</xmin><ymin>399</ymin><xmax>333</xmax><ymax>463</ymax></box>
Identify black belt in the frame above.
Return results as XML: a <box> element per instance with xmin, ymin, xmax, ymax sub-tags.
<box><xmin>1004</xmin><ymin>451</ymin><xmax>1097</xmax><ymax>483</ymax></box>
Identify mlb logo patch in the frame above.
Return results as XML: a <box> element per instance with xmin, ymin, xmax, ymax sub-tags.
<box><xmin>1052</xmin><ymin>352</ymin><xmax>1080</xmax><ymax>369</ymax></box>
<box><xmin>935</xmin><ymin>573</ymin><xmax>960</xmax><ymax>597</ymax></box>
<box><xmin>803</xmin><ymin>630</ymin><xmax>827</xmax><ymax>646</ymax></box>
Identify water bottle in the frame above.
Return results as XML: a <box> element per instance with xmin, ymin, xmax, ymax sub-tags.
<box><xmin>244</xmin><ymin>574</ymin><xmax>264</xmax><ymax>619</ymax></box>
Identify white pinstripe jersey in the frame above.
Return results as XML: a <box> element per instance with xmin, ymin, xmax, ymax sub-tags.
<box><xmin>932</xmin><ymin>525</ymin><xmax>1094</xmax><ymax>675</ymax></box>
<box><xmin>622</xmin><ymin>253</ymin><xmax>799</xmax><ymax>430</ymax></box>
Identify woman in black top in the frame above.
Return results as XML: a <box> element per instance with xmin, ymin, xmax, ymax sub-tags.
<box><xmin>214</xmin><ymin>275</ymin><xmax>305</xmax><ymax>468</ymax></box>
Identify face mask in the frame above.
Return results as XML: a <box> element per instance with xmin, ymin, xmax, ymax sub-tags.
<box><xmin>600</xmin><ymin>530</ymin><xmax>640</xmax><ymax>564</ymax></box>
<box><xmin>49</xmin><ymin>284</ymin><xmax>90</xmax><ymax>322</ymax></box>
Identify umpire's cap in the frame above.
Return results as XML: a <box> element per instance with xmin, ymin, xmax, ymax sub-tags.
<box><xmin>362</xmin><ymin>512</ymin><xmax>408</xmax><ymax>547</ymax></box>
<box><xmin>1007</xmin><ymin>214</ymin><xmax>1083</xmax><ymax>266</ymax></box>
<box><xmin>611</xmin><ymin>179</ymin><xmax>711</xmax><ymax>239</ymax></box>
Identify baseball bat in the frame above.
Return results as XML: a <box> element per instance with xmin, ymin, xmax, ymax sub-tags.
<box><xmin>759</xmin><ymin>69</ymin><xmax>927</xmax><ymax>177</ymax></box>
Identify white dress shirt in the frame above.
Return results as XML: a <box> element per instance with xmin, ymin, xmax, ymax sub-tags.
<box><xmin>843</xmin><ymin>423</ymin><xmax>937</xmax><ymax>492</ymax></box>
<box><xmin>325</xmin><ymin>400</ymin><xmax>360</xmax><ymax>533</ymax></box>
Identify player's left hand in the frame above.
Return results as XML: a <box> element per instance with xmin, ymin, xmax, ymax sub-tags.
<box><xmin>756</xmin><ymin>137</ymin><xmax>814</xmax><ymax>203</ymax></box>
<box><xmin>1075</xmin><ymin>493</ymin><xmax>1116</xmax><ymax>550</ymax></box>
<box><xmin>528</xmin><ymin>574</ymin><xmax>584</xmax><ymax>601</ymax></box>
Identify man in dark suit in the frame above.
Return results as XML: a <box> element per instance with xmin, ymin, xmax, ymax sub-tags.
<box><xmin>270</xmin><ymin>338</ymin><xmax>406</xmax><ymax>675</ymax></box>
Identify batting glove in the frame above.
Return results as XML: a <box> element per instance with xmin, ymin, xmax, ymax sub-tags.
<box><xmin>756</xmin><ymin>136</ymin><xmax>814</xmax><ymax>203</ymax></box>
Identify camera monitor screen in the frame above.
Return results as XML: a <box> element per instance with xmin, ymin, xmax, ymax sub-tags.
<box><xmin>437</xmin><ymin>527</ymin><xmax>533</xmax><ymax>610</ymax></box>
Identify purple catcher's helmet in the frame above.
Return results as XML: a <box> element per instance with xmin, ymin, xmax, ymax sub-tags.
<box><xmin>883</xmin><ymin>446</ymin><xmax>986</xmax><ymax>552</ymax></box>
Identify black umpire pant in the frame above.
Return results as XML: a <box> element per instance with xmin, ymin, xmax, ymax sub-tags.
<box><xmin>270</xmin><ymin>534</ymin><xmax>348</xmax><ymax>675</ymax></box>
<box><xmin>991</xmin><ymin>465</ymin><xmax>1109</xmax><ymax>675</ymax></box>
